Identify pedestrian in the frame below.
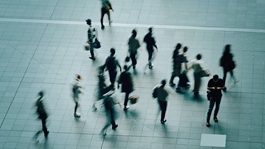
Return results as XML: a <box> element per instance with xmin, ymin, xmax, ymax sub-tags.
<box><xmin>220</xmin><ymin>44</ymin><xmax>239</xmax><ymax>86</ymax></box>
<box><xmin>100</xmin><ymin>0</ymin><xmax>114</xmax><ymax>30</ymax></box>
<box><xmin>128</xmin><ymin>29</ymin><xmax>141</xmax><ymax>69</ymax></box>
<box><xmin>169</xmin><ymin>43</ymin><xmax>182</xmax><ymax>87</ymax></box>
<box><xmin>100</xmin><ymin>91</ymin><xmax>119</xmax><ymax>136</ymax></box>
<box><xmin>86</xmin><ymin>19</ymin><xmax>97</xmax><ymax>60</ymax></box>
<box><xmin>190</xmin><ymin>54</ymin><xmax>205</xmax><ymax>97</ymax></box>
<box><xmin>143</xmin><ymin>27</ymin><xmax>158</xmax><ymax>69</ymax></box>
<box><xmin>176</xmin><ymin>46</ymin><xmax>190</xmax><ymax>92</ymax></box>
<box><xmin>34</xmin><ymin>91</ymin><xmax>49</xmax><ymax>140</ymax></box>
<box><xmin>72</xmin><ymin>74</ymin><xmax>83</xmax><ymax>117</ymax></box>
<box><xmin>93</xmin><ymin>66</ymin><xmax>113</xmax><ymax>110</ymax></box>
<box><xmin>206</xmin><ymin>74</ymin><xmax>226</xmax><ymax>127</ymax></box>
<box><xmin>102</xmin><ymin>48</ymin><xmax>122</xmax><ymax>88</ymax></box>
<box><xmin>117</xmin><ymin>65</ymin><xmax>134</xmax><ymax>110</ymax></box>
<box><xmin>154</xmin><ymin>79</ymin><xmax>171</xmax><ymax>124</ymax></box>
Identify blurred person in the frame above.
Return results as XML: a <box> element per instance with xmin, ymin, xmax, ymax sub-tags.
<box><xmin>206</xmin><ymin>74</ymin><xmax>226</xmax><ymax>127</ymax></box>
<box><xmin>72</xmin><ymin>74</ymin><xmax>83</xmax><ymax>117</ymax></box>
<box><xmin>102</xmin><ymin>48</ymin><xmax>122</xmax><ymax>88</ymax></box>
<box><xmin>86</xmin><ymin>19</ymin><xmax>98</xmax><ymax>60</ymax></box>
<box><xmin>169</xmin><ymin>43</ymin><xmax>182</xmax><ymax>87</ymax></box>
<box><xmin>100</xmin><ymin>0</ymin><xmax>114</xmax><ymax>30</ymax></box>
<box><xmin>176</xmin><ymin>46</ymin><xmax>190</xmax><ymax>92</ymax></box>
<box><xmin>34</xmin><ymin>91</ymin><xmax>49</xmax><ymax>140</ymax></box>
<box><xmin>220</xmin><ymin>44</ymin><xmax>239</xmax><ymax>86</ymax></box>
<box><xmin>128</xmin><ymin>29</ymin><xmax>141</xmax><ymax>69</ymax></box>
<box><xmin>143</xmin><ymin>27</ymin><xmax>158</xmax><ymax>69</ymax></box>
<box><xmin>100</xmin><ymin>91</ymin><xmax>119</xmax><ymax>136</ymax></box>
<box><xmin>117</xmin><ymin>65</ymin><xmax>134</xmax><ymax>110</ymax></box>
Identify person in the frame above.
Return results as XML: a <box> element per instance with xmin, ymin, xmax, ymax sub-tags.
<box><xmin>206</xmin><ymin>74</ymin><xmax>226</xmax><ymax>127</ymax></box>
<box><xmin>72</xmin><ymin>74</ymin><xmax>83</xmax><ymax>117</ymax></box>
<box><xmin>220</xmin><ymin>44</ymin><xmax>239</xmax><ymax>86</ymax></box>
<box><xmin>117</xmin><ymin>65</ymin><xmax>134</xmax><ymax>110</ymax></box>
<box><xmin>128</xmin><ymin>29</ymin><xmax>141</xmax><ymax>69</ymax></box>
<box><xmin>143</xmin><ymin>27</ymin><xmax>158</xmax><ymax>69</ymax></box>
<box><xmin>100</xmin><ymin>0</ymin><xmax>114</xmax><ymax>30</ymax></box>
<box><xmin>86</xmin><ymin>19</ymin><xmax>97</xmax><ymax>60</ymax></box>
<box><xmin>93</xmin><ymin>66</ymin><xmax>113</xmax><ymax>110</ymax></box>
<box><xmin>102</xmin><ymin>48</ymin><xmax>122</xmax><ymax>87</ymax></box>
<box><xmin>100</xmin><ymin>91</ymin><xmax>119</xmax><ymax>136</ymax></box>
<box><xmin>190</xmin><ymin>54</ymin><xmax>205</xmax><ymax>97</ymax></box>
<box><xmin>169</xmin><ymin>43</ymin><xmax>182</xmax><ymax>87</ymax></box>
<box><xmin>154</xmin><ymin>79</ymin><xmax>170</xmax><ymax>124</ymax></box>
<box><xmin>176</xmin><ymin>46</ymin><xmax>190</xmax><ymax>92</ymax></box>
<box><xmin>34</xmin><ymin>91</ymin><xmax>49</xmax><ymax>140</ymax></box>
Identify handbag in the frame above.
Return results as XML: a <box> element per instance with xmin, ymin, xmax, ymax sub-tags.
<box><xmin>84</xmin><ymin>43</ymin><xmax>90</xmax><ymax>51</ymax></box>
<box><xmin>129</xmin><ymin>95</ymin><xmax>138</xmax><ymax>104</ymax></box>
<box><xmin>201</xmin><ymin>69</ymin><xmax>210</xmax><ymax>77</ymax></box>
<box><xmin>93</xmin><ymin>38</ymin><xmax>101</xmax><ymax>49</ymax></box>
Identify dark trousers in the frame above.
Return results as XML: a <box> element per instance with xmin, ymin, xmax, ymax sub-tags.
<box><xmin>89</xmin><ymin>44</ymin><xmax>95</xmax><ymax>58</ymax></box>
<box><xmin>124</xmin><ymin>92</ymin><xmax>130</xmax><ymax>107</ymax></box>
<box><xmin>207</xmin><ymin>96</ymin><xmax>222</xmax><ymax>122</ymax></box>
<box><xmin>130</xmin><ymin>53</ymin><xmax>137</xmax><ymax>66</ymax></box>
<box><xmin>223</xmin><ymin>68</ymin><xmax>234</xmax><ymax>85</ymax></box>
<box><xmin>102</xmin><ymin>109</ymin><xmax>116</xmax><ymax>132</ymax></box>
<box><xmin>100</xmin><ymin>8</ymin><xmax>110</xmax><ymax>27</ymax></box>
<box><xmin>109</xmin><ymin>71</ymin><xmax>117</xmax><ymax>85</ymax></box>
<box><xmin>147</xmin><ymin>50</ymin><xmax>154</xmax><ymax>62</ymax></box>
<box><xmin>34</xmin><ymin>118</ymin><xmax>48</xmax><ymax>138</ymax></box>
<box><xmin>193</xmin><ymin>72</ymin><xmax>201</xmax><ymax>93</ymax></box>
<box><xmin>158</xmin><ymin>100</ymin><xmax>167</xmax><ymax>121</ymax></box>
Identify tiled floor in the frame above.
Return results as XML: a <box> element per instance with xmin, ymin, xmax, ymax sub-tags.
<box><xmin>0</xmin><ymin>0</ymin><xmax>265</xmax><ymax>149</ymax></box>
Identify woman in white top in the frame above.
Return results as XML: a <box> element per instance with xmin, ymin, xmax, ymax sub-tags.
<box><xmin>190</xmin><ymin>54</ymin><xmax>204</xmax><ymax>97</ymax></box>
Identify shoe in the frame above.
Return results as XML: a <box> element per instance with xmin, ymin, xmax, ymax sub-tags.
<box><xmin>213</xmin><ymin>117</ymin><xmax>218</xmax><ymax>122</ymax></box>
<box><xmin>206</xmin><ymin>122</ymin><xmax>210</xmax><ymax>127</ymax></box>
<box><xmin>109</xmin><ymin>20</ymin><xmax>112</xmax><ymax>26</ymax></box>
<box><xmin>89</xmin><ymin>57</ymin><xmax>96</xmax><ymax>60</ymax></box>
<box><xmin>161</xmin><ymin>120</ymin><xmax>167</xmax><ymax>124</ymax></box>
<box><xmin>123</xmin><ymin>106</ymin><xmax>129</xmax><ymax>110</ymax></box>
<box><xmin>169</xmin><ymin>82</ymin><xmax>176</xmax><ymax>87</ymax></box>
<box><xmin>175</xmin><ymin>87</ymin><xmax>181</xmax><ymax>92</ymax></box>
<box><xmin>149</xmin><ymin>65</ymin><xmax>153</xmax><ymax>69</ymax></box>
<box><xmin>101</xmin><ymin>25</ymin><xmax>105</xmax><ymax>30</ymax></box>
<box><xmin>74</xmin><ymin>113</ymin><xmax>81</xmax><ymax>118</ymax></box>
<box><xmin>112</xmin><ymin>124</ymin><xmax>118</xmax><ymax>130</ymax></box>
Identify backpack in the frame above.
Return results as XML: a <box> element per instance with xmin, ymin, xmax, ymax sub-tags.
<box><xmin>152</xmin><ymin>87</ymin><xmax>158</xmax><ymax>98</ymax></box>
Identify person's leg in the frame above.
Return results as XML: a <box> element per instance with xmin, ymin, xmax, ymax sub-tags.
<box><xmin>206</xmin><ymin>98</ymin><xmax>216</xmax><ymax>123</ymax></box>
<box><xmin>229</xmin><ymin>69</ymin><xmax>238</xmax><ymax>84</ymax></box>
<box><xmin>100</xmin><ymin>8</ymin><xmax>106</xmax><ymax>29</ymax></box>
<box><xmin>41</xmin><ymin>118</ymin><xmax>49</xmax><ymax>137</ymax></box>
<box><xmin>223</xmin><ymin>68</ymin><xmax>228</xmax><ymax>85</ymax></box>
<box><xmin>193</xmin><ymin>72</ymin><xmax>200</xmax><ymax>96</ymax></box>
<box><xmin>89</xmin><ymin>46</ymin><xmax>95</xmax><ymax>59</ymax></box>
<box><xmin>124</xmin><ymin>92</ymin><xmax>130</xmax><ymax>109</ymax></box>
<box><xmin>107</xmin><ymin>10</ymin><xmax>111</xmax><ymax>26</ymax></box>
<box><xmin>109</xmin><ymin>71</ymin><xmax>116</xmax><ymax>86</ymax></box>
<box><xmin>74</xmin><ymin>101</ymin><xmax>80</xmax><ymax>117</ymax></box>
<box><xmin>213</xmin><ymin>96</ymin><xmax>222</xmax><ymax>120</ymax></box>
<box><xmin>110</xmin><ymin>109</ymin><xmax>118</xmax><ymax>129</ymax></box>
<box><xmin>169</xmin><ymin>70</ymin><xmax>176</xmax><ymax>86</ymax></box>
<box><xmin>161</xmin><ymin>101</ymin><xmax>167</xmax><ymax>122</ymax></box>
<box><xmin>130</xmin><ymin>53</ymin><xmax>137</xmax><ymax>68</ymax></box>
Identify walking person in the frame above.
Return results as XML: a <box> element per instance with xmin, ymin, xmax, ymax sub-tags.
<box><xmin>117</xmin><ymin>65</ymin><xmax>134</xmax><ymax>110</ymax></box>
<box><xmin>72</xmin><ymin>74</ymin><xmax>83</xmax><ymax>117</ymax></box>
<box><xmin>86</xmin><ymin>19</ymin><xmax>97</xmax><ymax>60</ymax></box>
<box><xmin>103</xmin><ymin>48</ymin><xmax>122</xmax><ymax>88</ymax></box>
<box><xmin>34</xmin><ymin>91</ymin><xmax>49</xmax><ymax>140</ymax></box>
<box><xmin>220</xmin><ymin>44</ymin><xmax>239</xmax><ymax>86</ymax></box>
<box><xmin>176</xmin><ymin>46</ymin><xmax>190</xmax><ymax>92</ymax></box>
<box><xmin>153</xmin><ymin>79</ymin><xmax>170</xmax><ymax>124</ymax></box>
<box><xmin>143</xmin><ymin>27</ymin><xmax>158</xmax><ymax>69</ymax></box>
<box><xmin>206</xmin><ymin>74</ymin><xmax>226</xmax><ymax>127</ymax></box>
<box><xmin>128</xmin><ymin>29</ymin><xmax>141</xmax><ymax>69</ymax></box>
<box><xmin>169</xmin><ymin>43</ymin><xmax>182</xmax><ymax>87</ymax></box>
<box><xmin>100</xmin><ymin>0</ymin><xmax>114</xmax><ymax>30</ymax></box>
<box><xmin>100</xmin><ymin>91</ymin><xmax>119</xmax><ymax>136</ymax></box>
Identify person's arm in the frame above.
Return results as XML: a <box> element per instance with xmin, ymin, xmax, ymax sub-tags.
<box><xmin>116</xmin><ymin>60</ymin><xmax>122</xmax><ymax>72</ymax></box>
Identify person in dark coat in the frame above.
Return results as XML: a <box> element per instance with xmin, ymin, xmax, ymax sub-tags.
<box><xmin>169</xmin><ymin>43</ymin><xmax>182</xmax><ymax>87</ymax></box>
<box><xmin>100</xmin><ymin>0</ymin><xmax>114</xmax><ymax>30</ymax></box>
<box><xmin>100</xmin><ymin>91</ymin><xmax>119</xmax><ymax>136</ymax></box>
<box><xmin>118</xmin><ymin>65</ymin><xmax>134</xmax><ymax>110</ymax></box>
<box><xmin>34</xmin><ymin>91</ymin><xmax>49</xmax><ymax>140</ymax></box>
<box><xmin>143</xmin><ymin>27</ymin><xmax>158</xmax><ymax>69</ymax></box>
<box><xmin>220</xmin><ymin>44</ymin><xmax>239</xmax><ymax>86</ymax></box>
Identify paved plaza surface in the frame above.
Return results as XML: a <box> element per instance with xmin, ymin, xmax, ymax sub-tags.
<box><xmin>0</xmin><ymin>0</ymin><xmax>265</xmax><ymax>148</ymax></box>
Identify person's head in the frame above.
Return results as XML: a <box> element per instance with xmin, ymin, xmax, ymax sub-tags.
<box><xmin>161</xmin><ymin>79</ymin><xmax>167</xmax><ymax>87</ymax></box>
<box><xmin>224</xmin><ymin>44</ymin><xmax>231</xmax><ymax>53</ymax></box>
<box><xmin>196</xmin><ymin>54</ymin><xmax>202</xmax><ymax>60</ymax></box>
<box><xmin>148</xmin><ymin>27</ymin><xmax>153</xmax><ymax>33</ymax></box>
<box><xmin>76</xmin><ymin>74</ymin><xmax>82</xmax><ymax>81</ymax></box>
<box><xmin>86</xmin><ymin>19</ymin><xmax>91</xmax><ymax>25</ymax></box>
<box><xmin>213</xmin><ymin>74</ymin><xmax>219</xmax><ymax>82</ymax></box>
<box><xmin>183</xmin><ymin>46</ymin><xmax>188</xmax><ymax>53</ymax></box>
<box><xmin>175</xmin><ymin>43</ymin><xmax>182</xmax><ymax>50</ymax></box>
<box><xmin>38</xmin><ymin>90</ymin><xmax>44</xmax><ymax>98</ymax></box>
<box><xmin>123</xmin><ymin>65</ymin><xmax>128</xmax><ymax>71</ymax></box>
<box><xmin>110</xmin><ymin>48</ymin><xmax>115</xmax><ymax>56</ymax></box>
<box><xmin>132</xmin><ymin>29</ymin><xmax>137</xmax><ymax>38</ymax></box>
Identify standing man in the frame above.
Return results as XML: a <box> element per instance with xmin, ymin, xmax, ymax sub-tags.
<box><xmin>206</xmin><ymin>74</ymin><xmax>225</xmax><ymax>127</ymax></box>
<box><xmin>128</xmin><ymin>29</ymin><xmax>141</xmax><ymax>69</ymax></box>
<box><xmin>72</xmin><ymin>74</ymin><xmax>83</xmax><ymax>117</ymax></box>
<box><xmin>169</xmin><ymin>43</ymin><xmax>182</xmax><ymax>87</ymax></box>
<box><xmin>34</xmin><ymin>91</ymin><xmax>49</xmax><ymax>140</ymax></box>
<box><xmin>143</xmin><ymin>27</ymin><xmax>158</xmax><ymax>69</ymax></box>
<box><xmin>86</xmin><ymin>19</ymin><xmax>97</xmax><ymax>60</ymax></box>
<box><xmin>103</xmin><ymin>48</ymin><xmax>122</xmax><ymax>88</ymax></box>
<box><xmin>190</xmin><ymin>54</ymin><xmax>204</xmax><ymax>98</ymax></box>
<box><xmin>155</xmin><ymin>79</ymin><xmax>170</xmax><ymax>124</ymax></box>
<box><xmin>118</xmin><ymin>65</ymin><xmax>134</xmax><ymax>110</ymax></box>
<box><xmin>100</xmin><ymin>0</ymin><xmax>114</xmax><ymax>30</ymax></box>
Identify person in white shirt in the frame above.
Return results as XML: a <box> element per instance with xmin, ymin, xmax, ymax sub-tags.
<box><xmin>190</xmin><ymin>54</ymin><xmax>204</xmax><ymax>98</ymax></box>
